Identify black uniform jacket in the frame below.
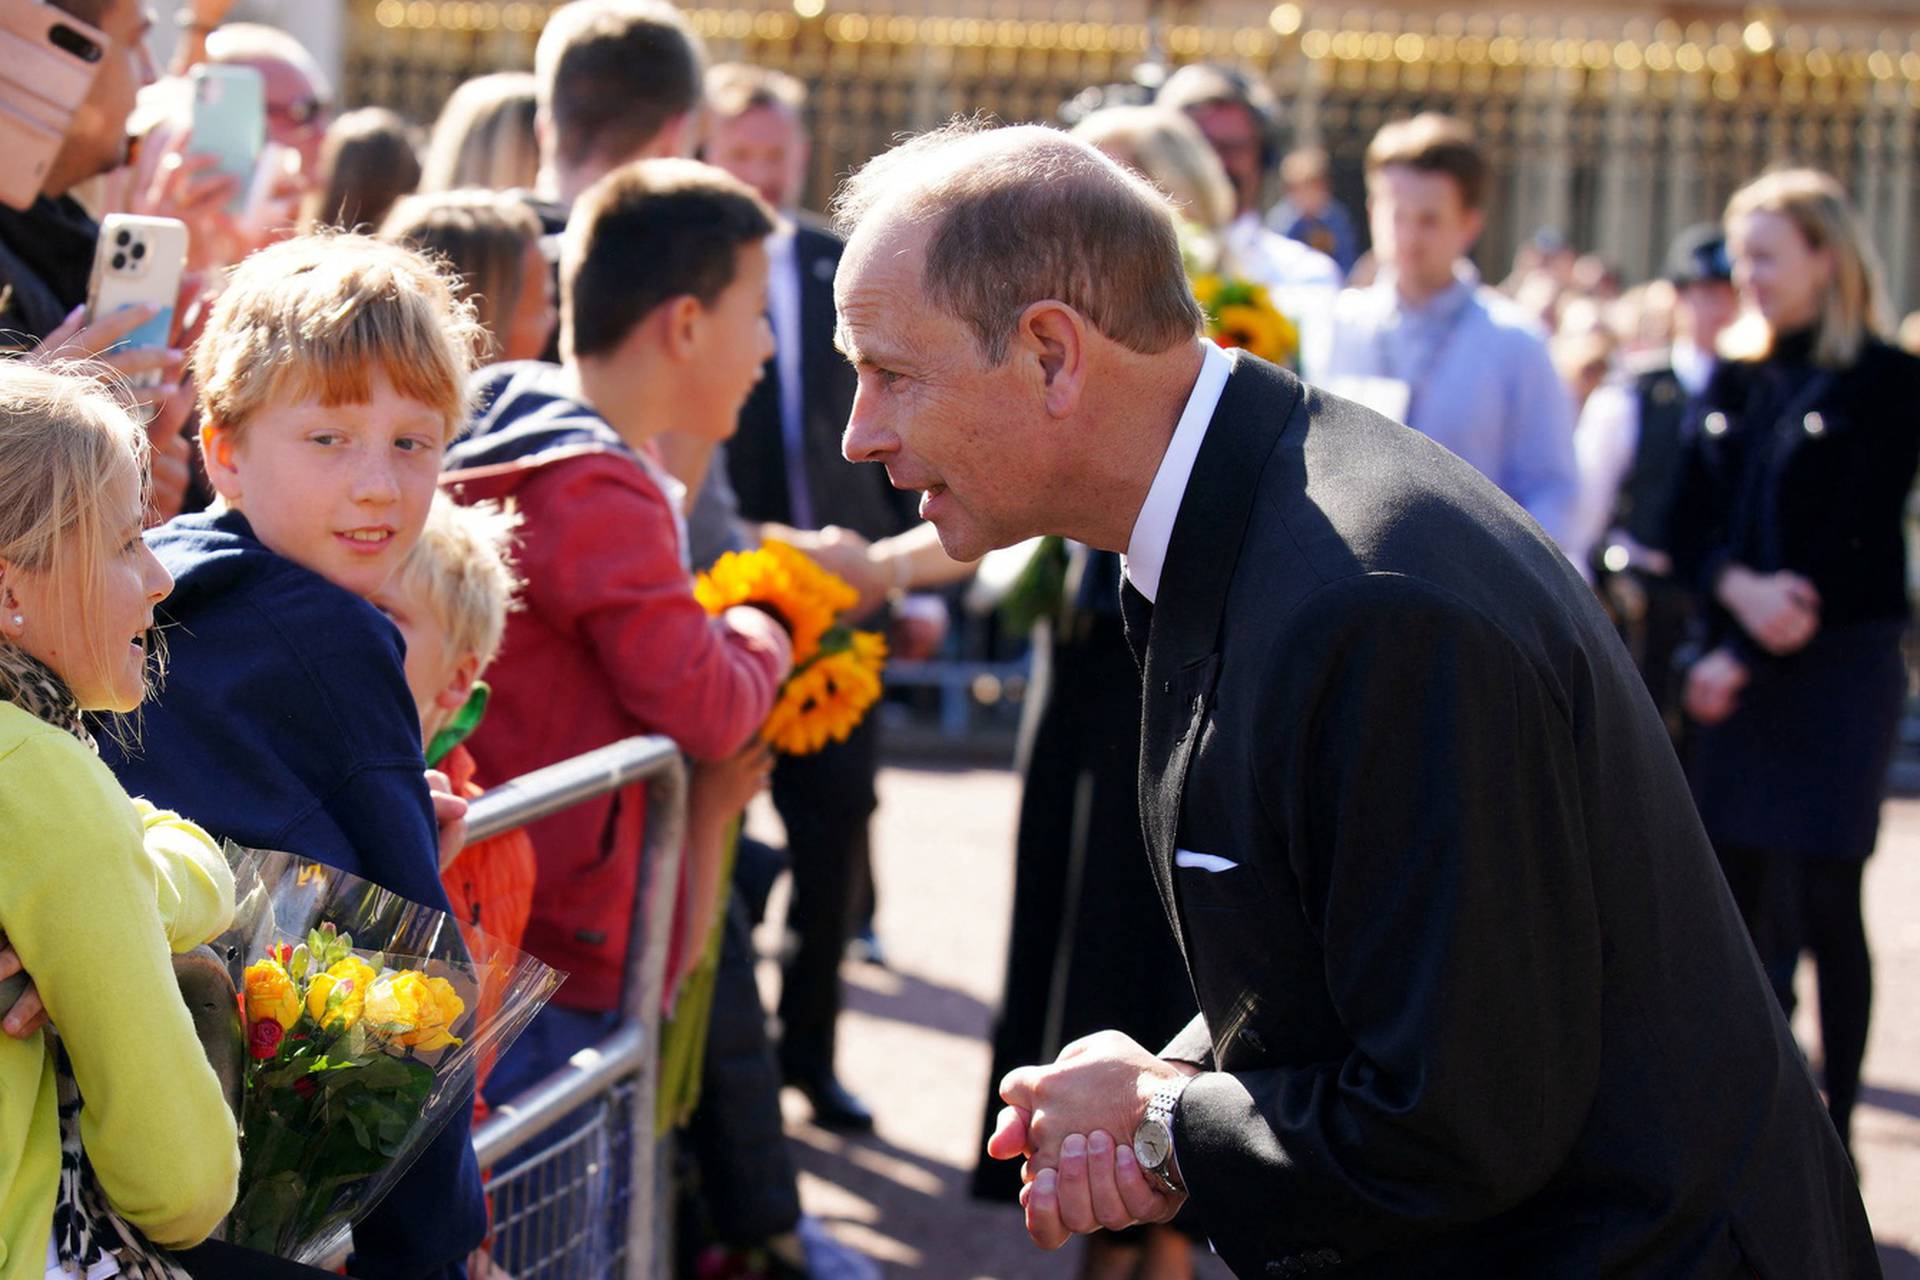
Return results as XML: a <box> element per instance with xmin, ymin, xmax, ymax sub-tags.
<box><xmin>727</xmin><ymin>213</ymin><xmax>916</xmax><ymax>540</ymax></box>
<box><xmin>1133</xmin><ymin>354</ymin><xmax>1876</xmax><ymax>1279</ymax></box>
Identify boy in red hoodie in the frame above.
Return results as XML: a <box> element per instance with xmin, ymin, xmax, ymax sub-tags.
<box><xmin>444</xmin><ymin>159</ymin><xmax>791</xmax><ymax>1097</ymax></box>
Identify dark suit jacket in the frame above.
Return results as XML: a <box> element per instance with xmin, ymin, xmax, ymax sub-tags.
<box><xmin>1135</xmin><ymin>354</ymin><xmax>1876</xmax><ymax>1279</ymax></box>
<box><xmin>727</xmin><ymin>214</ymin><xmax>916</xmax><ymax>540</ymax></box>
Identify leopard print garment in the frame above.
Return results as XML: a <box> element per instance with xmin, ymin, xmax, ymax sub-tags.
<box><xmin>3</xmin><ymin>653</ymin><xmax>194</xmax><ymax>1280</ymax></box>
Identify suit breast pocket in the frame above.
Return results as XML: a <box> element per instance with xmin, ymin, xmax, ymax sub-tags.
<box><xmin>1175</xmin><ymin>850</ymin><xmax>1266</xmax><ymax>915</ymax></box>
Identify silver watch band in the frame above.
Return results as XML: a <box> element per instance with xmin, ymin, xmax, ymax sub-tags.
<box><xmin>1146</xmin><ymin>1076</ymin><xmax>1193</xmax><ymax>1193</ymax></box>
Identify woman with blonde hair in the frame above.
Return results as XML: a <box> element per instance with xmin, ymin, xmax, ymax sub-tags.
<box><xmin>381</xmin><ymin>188</ymin><xmax>556</xmax><ymax>362</ymax></box>
<box><xmin>420</xmin><ymin>73</ymin><xmax>541</xmax><ymax>194</ymax></box>
<box><xmin>1670</xmin><ymin>167</ymin><xmax>1920</xmax><ymax>1158</ymax></box>
<box><xmin>0</xmin><ymin>363</ymin><xmax>240</xmax><ymax>1277</ymax></box>
<box><xmin>1072</xmin><ymin>105</ymin><xmax>1235</xmax><ymax>233</ymax></box>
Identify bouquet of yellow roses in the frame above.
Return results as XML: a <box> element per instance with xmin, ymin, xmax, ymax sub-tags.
<box><xmin>216</xmin><ymin>844</ymin><xmax>563</xmax><ymax>1263</ymax></box>
<box><xmin>694</xmin><ymin>541</ymin><xmax>888</xmax><ymax>755</ymax></box>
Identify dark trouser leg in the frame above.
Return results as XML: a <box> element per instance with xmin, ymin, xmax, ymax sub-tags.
<box><xmin>1799</xmin><ymin>859</ymin><xmax>1872</xmax><ymax>1150</ymax></box>
<box><xmin>687</xmin><ymin>893</ymin><xmax>803</xmax><ymax>1245</ymax></box>
<box><xmin>1716</xmin><ymin>845</ymin><xmax>1799</xmax><ymax>1011</ymax></box>
<box><xmin>772</xmin><ymin>720</ymin><xmax>879</xmax><ymax>1081</ymax></box>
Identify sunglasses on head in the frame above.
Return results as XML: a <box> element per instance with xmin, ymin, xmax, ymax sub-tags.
<box><xmin>268</xmin><ymin>97</ymin><xmax>329</xmax><ymax>128</ymax></box>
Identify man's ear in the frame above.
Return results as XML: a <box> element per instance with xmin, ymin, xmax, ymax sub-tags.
<box><xmin>199</xmin><ymin>420</ymin><xmax>243</xmax><ymax>505</ymax></box>
<box><xmin>1018</xmin><ymin>301</ymin><xmax>1089</xmax><ymax>419</ymax></box>
<box><xmin>662</xmin><ymin>294</ymin><xmax>706</xmax><ymax>363</ymax></box>
<box><xmin>1461</xmin><ymin>206</ymin><xmax>1486</xmax><ymax>253</ymax></box>
<box><xmin>534</xmin><ymin>109</ymin><xmax>553</xmax><ymax>161</ymax></box>
<box><xmin>650</xmin><ymin>111</ymin><xmax>695</xmax><ymax>160</ymax></box>
<box><xmin>435</xmin><ymin>652</ymin><xmax>483</xmax><ymax>712</ymax></box>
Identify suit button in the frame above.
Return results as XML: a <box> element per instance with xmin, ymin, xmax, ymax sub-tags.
<box><xmin>1703</xmin><ymin>411</ymin><xmax>1729</xmax><ymax>437</ymax></box>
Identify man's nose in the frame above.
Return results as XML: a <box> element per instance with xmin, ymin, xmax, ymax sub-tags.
<box><xmin>842</xmin><ymin>386</ymin><xmax>891</xmax><ymax>464</ymax></box>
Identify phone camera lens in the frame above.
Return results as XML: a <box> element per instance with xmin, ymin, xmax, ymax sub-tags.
<box><xmin>111</xmin><ymin>253</ymin><xmax>127</xmax><ymax>270</ymax></box>
<box><xmin>131</xmin><ymin>242</ymin><xmax>147</xmax><ymax>260</ymax></box>
<box><xmin>115</xmin><ymin>230</ymin><xmax>131</xmax><ymax>247</ymax></box>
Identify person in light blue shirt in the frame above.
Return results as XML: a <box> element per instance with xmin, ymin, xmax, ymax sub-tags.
<box><xmin>1320</xmin><ymin>113</ymin><xmax>1579</xmax><ymax>555</ymax></box>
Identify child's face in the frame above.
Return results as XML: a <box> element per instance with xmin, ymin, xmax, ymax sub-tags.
<box><xmin>4</xmin><ymin>463</ymin><xmax>172</xmax><ymax>713</ymax></box>
<box><xmin>203</xmin><ymin>370</ymin><xmax>446</xmax><ymax>599</ymax></box>
<box><xmin>369</xmin><ymin>571</ymin><xmax>478</xmax><ymax>745</ymax></box>
<box><xmin>686</xmin><ymin>241</ymin><xmax>775</xmax><ymax>441</ymax></box>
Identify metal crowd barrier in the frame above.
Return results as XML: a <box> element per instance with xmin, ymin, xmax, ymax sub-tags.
<box><xmin>463</xmin><ymin>736</ymin><xmax>687</xmax><ymax>1280</ymax></box>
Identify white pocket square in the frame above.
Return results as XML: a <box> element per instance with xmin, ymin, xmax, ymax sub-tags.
<box><xmin>1175</xmin><ymin>849</ymin><xmax>1240</xmax><ymax>873</ymax></box>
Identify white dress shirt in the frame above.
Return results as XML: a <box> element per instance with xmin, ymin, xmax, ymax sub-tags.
<box><xmin>1123</xmin><ymin>341</ymin><xmax>1235</xmax><ymax>603</ymax></box>
<box><xmin>764</xmin><ymin>226</ymin><xmax>815</xmax><ymax>529</ymax></box>
<box><xmin>1570</xmin><ymin>339</ymin><xmax>1716</xmax><ymax>573</ymax></box>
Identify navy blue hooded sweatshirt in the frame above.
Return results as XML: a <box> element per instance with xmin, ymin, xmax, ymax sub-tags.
<box><xmin>100</xmin><ymin>508</ymin><xmax>486</xmax><ymax>1280</ymax></box>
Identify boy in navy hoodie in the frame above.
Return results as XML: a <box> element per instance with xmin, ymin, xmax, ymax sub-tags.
<box><xmin>101</xmin><ymin>233</ymin><xmax>490</xmax><ymax>1280</ymax></box>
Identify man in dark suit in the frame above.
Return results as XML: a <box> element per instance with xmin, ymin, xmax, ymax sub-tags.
<box><xmin>705</xmin><ymin>63</ymin><xmax>918</xmax><ymax>1131</ymax></box>
<box><xmin>833</xmin><ymin>122</ymin><xmax>1877</xmax><ymax>1277</ymax></box>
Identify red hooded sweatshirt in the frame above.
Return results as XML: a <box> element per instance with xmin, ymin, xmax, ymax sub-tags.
<box><xmin>445</xmin><ymin>363</ymin><xmax>786</xmax><ymax>1010</ymax></box>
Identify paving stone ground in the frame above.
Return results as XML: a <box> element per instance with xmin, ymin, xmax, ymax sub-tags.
<box><xmin>747</xmin><ymin>763</ymin><xmax>1920</xmax><ymax>1279</ymax></box>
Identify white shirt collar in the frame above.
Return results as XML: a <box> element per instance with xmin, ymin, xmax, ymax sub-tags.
<box><xmin>1123</xmin><ymin>342</ymin><xmax>1234</xmax><ymax>603</ymax></box>
<box><xmin>1672</xmin><ymin>338</ymin><xmax>1715</xmax><ymax>396</ymax></box>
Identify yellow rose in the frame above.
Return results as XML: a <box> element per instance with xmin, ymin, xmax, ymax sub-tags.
<box><xmin>364</xmin><ymin>971</ymin><xmax>466</xmax><ymax>1052</ymax></box>
<box><xmin>305</xmin><ymin>956</ymin><xmax>378</xmax><ymax>1029</ymax></box>
<box><xmin>243</xmin><ymin>959</ymin><xmax>302</xmax><ymax>1033</ymax></box>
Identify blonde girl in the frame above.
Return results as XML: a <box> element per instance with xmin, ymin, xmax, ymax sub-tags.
<box><xmin>0</xmin><ymin>363</ymin><xmax>239</xmax><ymax>1280</ymax></box>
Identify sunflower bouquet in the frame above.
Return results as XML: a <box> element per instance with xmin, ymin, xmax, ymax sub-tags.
<box><xmin>1192</xmin><ymin>273</ymin><xmax>1301</xmax><ymax>369</ymax></box>
<box><xmin>694</xmin><ymin>541</ymin><xmax>889</xmax><ymax>755</ymax></box>
<box><xmin>214</xmin><ymin>843</ymin><xmax>562</xmax><ymax>1264</ymax></box>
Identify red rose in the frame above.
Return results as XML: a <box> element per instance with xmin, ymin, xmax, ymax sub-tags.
<box><xmin>291</xmin><ymin>1076</ymin><xmax>317</xmax><ymax>1099</ymax></box>
<box><xmin>249</xmin><ymin>1018</ymin><xmax>284</xmax><ymax>1060</ymax></box>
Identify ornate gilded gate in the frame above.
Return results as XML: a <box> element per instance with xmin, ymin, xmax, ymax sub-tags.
<box><xmin>343</xmin><ymin>0</ymin><xmax>1920</xmax><ymax>308</ymax></box>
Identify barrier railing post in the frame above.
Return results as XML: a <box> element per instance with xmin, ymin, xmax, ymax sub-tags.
<box><xmin>622</xmin><ymin>756</ymin><xmax>684</xmax><ymax>1280</ymax></box>
<box><xmin>461</xmin><ymin>736</ymin><xmax>686</xmax><ymax>1278</ymax></box>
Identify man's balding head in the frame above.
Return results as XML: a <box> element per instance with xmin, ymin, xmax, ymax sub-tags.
<box><xmin>832</xmin><ymin>121</ymin><xmax>1202</xmax><ymax>366</ymax></box>
<box><xmin>833</xmin><ymin>122</ymin><xmax>1210</xmax><ymax>563</ymax></box>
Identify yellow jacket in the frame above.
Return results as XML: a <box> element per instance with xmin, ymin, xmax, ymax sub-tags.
<box><xmin>0</xmin><ymin>701</ymin><xmax>240</xmax><ymax>1278</ymax></box>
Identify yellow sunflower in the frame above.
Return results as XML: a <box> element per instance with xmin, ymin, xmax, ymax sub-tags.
<box><xmin>848</xmin><ymin>628</ymin><xmax>889</xmax><ymax>673</ymax></box>
<box><xmin>1215</xmin><ymin>303</ymin><xmax>1298</xmax><ymax>365</ymax></box>
<box><xmin>762</xmin><ymin>650</ymin><xmax>885</xmax><ymax>756</ymax></box>
<box><xmin>695</xmin><ymin>544</ymin><xmax>847</xmax><ymax>665</ymax></box>
<box><xmin>1191</xmin><ymin>275</ymin><xmax>1300</xmax><ymax>369</ymax></box>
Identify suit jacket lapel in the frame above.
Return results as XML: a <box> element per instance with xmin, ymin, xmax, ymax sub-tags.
<box><xmin>1138</xmin><ymin>355</ymin><xmax>1300</xmax><ymax>962</ymax></box>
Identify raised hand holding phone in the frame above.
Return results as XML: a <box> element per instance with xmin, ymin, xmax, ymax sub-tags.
<box><xmin>186</xmin><ymin>62</ymin><xmax>264</xmax><ymax>212</ymax></box>
<box><xmin>84</xmin><ymin>213</ymin><xmax>189</xmax><ymax>390</ymax></box>
<box><xmin>0</xmin><ymin>0</ymin><xmax>106</xmax><ymax>210</ymax></box>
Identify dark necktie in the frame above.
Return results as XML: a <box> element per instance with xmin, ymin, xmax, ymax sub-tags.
<box><xmin>1119</xmin><ymin>577</ymin><xmax>1154</xmax><ymax>672</ymax></box>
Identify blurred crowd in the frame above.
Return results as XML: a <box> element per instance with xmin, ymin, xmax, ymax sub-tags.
<box><xmin>3</xmin><ymin>0</ymin><xmax>1919</xmax><ymax>1278</ymax></box>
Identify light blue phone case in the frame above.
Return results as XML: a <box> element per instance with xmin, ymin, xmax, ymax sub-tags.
<box><xmin>105</xmin><ymin>304</ymin><xmax>176</xmax><ymax>357</ymax></box>
<box><xmin>188</xmin><ymin>64</ymin><xmax>265</xmax><ymax>211</ymax></box>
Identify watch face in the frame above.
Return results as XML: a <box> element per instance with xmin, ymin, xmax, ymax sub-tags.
<box><xmin>1134</xmin><ymin>1119</ymin><xmax>1171</xmax><ymax>1170</ymax></box>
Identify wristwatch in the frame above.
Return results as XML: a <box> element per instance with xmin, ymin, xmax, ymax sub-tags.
<box><xmin>1132</xmin><ymin>1076</ymin><xmax>1193</xmax><ymax>1196</ymax></box>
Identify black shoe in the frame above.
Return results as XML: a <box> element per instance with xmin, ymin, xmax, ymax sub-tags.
<box><xmin>788</xmin><ymin>1073</ymin><xmax>874</xmax><ymax>1132</ymax></box>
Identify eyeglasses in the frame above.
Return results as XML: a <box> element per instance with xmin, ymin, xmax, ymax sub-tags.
<box><xmin>267</xmin><ymin>97</ymin><xmax>330</xmax><ymax>128</ymax></box>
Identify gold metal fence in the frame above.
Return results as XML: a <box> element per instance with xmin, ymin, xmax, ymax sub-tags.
<box><xmin>343</xmin><ymin>0</ymin><xmax>1920</xmax><ymax>307</ymax></box>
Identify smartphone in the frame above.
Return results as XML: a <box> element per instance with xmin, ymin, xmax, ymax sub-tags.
<box><xmin>86</xmin><ymin>214</ymin><xmax>188</xmax><ymax>388</ymax></box>
<box><xmin>187</xmin><ymin>63</ymin><xmax>265</xmax><ymax>211</ymax></box>
<box><xmin>0</xmin><ymin>0</ymin><xmax>106</xmax><ymax>211</ymax></box>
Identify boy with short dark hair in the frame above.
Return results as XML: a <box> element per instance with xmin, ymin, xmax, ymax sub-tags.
<box><xmin>444</xmin><ymin>158</ymin><xmax>790</xmax><ymax>1095</ymax></box>
<box><xmin>101</xmin><ymin>232</ymin><xmax>489</xmax><ymax>1280</ymax></box>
